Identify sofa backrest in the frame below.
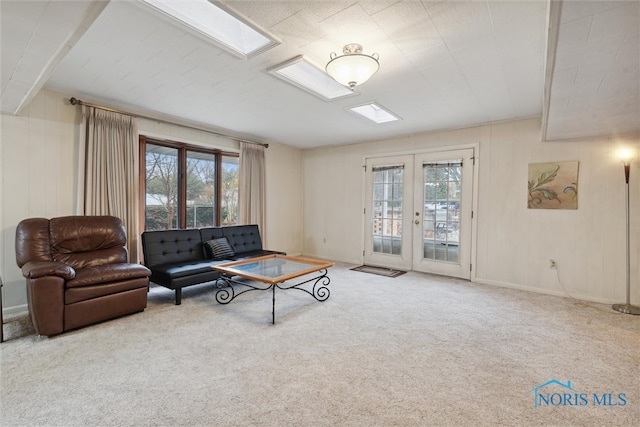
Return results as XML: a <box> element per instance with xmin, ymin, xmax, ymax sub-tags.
<box><xmin>222</xmin><ymin>225</ymin><xmax>263</xmax><ymax>253</ymax></box>
<box><xmin>199</xmin><ymin>227</ymin><xmax>224</xmax><ymax>242</ymax></box>
<box><xmin>142</xmin><ymin>228</ymin><xmax>204</xmax><ymax>267</ymax></box>
<box><xmin>15</xmin><ymin>216</ymin><xmax>128</xmax><ymax>269</ymax></box>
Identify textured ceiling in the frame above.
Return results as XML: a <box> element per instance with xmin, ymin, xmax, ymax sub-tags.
<box><xmin>544</xmin><ymin>0</ymin><xmax>640</xmax><ymax>141</ymax></box>
<box><xmin>1</xmin><ymin>0</ymin><xmax>638</xmax><ymax>148</ymax></box>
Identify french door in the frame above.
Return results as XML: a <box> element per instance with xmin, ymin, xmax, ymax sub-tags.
<box><xmin>364</xmin><ymin>155</ymin><xmax>415</xmax><ymax>270</ymax></box>
<box><xmin>364</xmin><ymin>149</ymin><xmax>474</xmax><ymax>279</ymax></box>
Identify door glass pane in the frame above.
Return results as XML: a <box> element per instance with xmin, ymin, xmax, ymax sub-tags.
<box><xmin>186</xmin><ymin>151</ymin><xmax>216</xmax><ymax>228</ymax></box>
<box><xmin>221</xmin><ymin>155</ymin><xmax>239</xmax><ymax>225</ymax></box>
<box><xmin>372</xmin><ymin>165</ymin><xmax>404</xmax><ymax>255</ymax></box>
<box><xmin>422</xmin><ymin>161</ymin><xmax>462</xmax><ymax>263</ymax></box>
<box><xmin>145</xmin><ymin>144</ymin><xmax>179</xmax><ymax>230</ymax></box>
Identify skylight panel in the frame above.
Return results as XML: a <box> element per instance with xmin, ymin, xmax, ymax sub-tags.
<box><xmin>268</xmin><ymin>56</ymin><xmax>355</xmax><ymax>101</ymax></box>
<box><xmin>142</xmin><ymin>0</ymin><xmax>278</xmax><ymax>58</ymax></box>
<box><xmin>349</xmin><ymin>103</ymin><xmax>400</xmax><ymax>123</ymax></box>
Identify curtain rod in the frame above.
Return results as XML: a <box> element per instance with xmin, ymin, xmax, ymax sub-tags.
<box><xmin>68</xmin><ymin>97</ymin><xmax>269</xmax><ymax>148</ymax></box>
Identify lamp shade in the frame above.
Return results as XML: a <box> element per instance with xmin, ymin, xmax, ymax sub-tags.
<box><xmin>326</xmin><ymin>44</ymin><xmax>379</xmax><ymax>90</ymax></box>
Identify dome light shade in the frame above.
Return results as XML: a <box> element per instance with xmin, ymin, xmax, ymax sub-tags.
<box><xmin>326</xmin><ymin>44</ymin><xmax>379</xmax><ymax>90</ymax></box>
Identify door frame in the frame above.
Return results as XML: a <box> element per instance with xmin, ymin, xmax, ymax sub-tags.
<box><xmin>361</xmin><ymin>144</ymin><xmax>479</xmax><ymax>282</ymax></box>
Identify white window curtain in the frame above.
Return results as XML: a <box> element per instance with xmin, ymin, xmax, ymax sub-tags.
<box><xmin>77</xmin><ymin>105</ymin><xmax>141</xmax><ymax>263</ymax></box>
<box><xmin>239</xmin><ymin>142</ymin><xmax>265</xmax><ymax>239</ymax></box>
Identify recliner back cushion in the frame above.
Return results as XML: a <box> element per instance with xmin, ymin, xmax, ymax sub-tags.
<box><xmin>50</xmin><ymin>216</ymin><xmax>128</xmax><ymax>269</ymax></box>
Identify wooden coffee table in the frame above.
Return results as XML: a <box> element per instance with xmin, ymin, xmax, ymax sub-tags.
<box><xmin>212</xmin><ymin>254</ymin><xmax>333</xmax><ymax>324</ymax></box>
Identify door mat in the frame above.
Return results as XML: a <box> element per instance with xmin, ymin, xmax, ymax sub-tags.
<box><xmin>350</xmin><ymin>265</ymin><xmax>406</xmax><ymax>278</ymax></box>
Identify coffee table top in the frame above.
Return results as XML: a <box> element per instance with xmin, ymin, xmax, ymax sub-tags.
<box><xmin>212</xmin><ymin>254</ymin><xmax>333</xmax><ymax>285</ymax></box>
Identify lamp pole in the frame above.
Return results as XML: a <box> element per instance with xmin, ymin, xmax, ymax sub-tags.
<box><xmin>612</xmin><ymin>155</ymin><xmax>640</xmax><ymax>315</ymax></box>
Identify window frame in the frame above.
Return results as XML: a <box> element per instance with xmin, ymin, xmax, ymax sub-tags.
<box><xmin>139</xmin><ymin>135</ymin><xmax>239</xmax><ymax>230</ymax></box>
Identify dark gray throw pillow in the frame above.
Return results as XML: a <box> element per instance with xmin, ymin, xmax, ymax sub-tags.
<box><xmin>203</xmin><ymin>237</ymin><xmax>236</xmax><ymax>260</ymax></box>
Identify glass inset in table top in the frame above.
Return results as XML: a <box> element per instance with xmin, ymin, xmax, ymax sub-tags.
<box><xmin>212</xmin><ymin>254</ymin><xmax>333</xmax><ymax>285</ymax></box>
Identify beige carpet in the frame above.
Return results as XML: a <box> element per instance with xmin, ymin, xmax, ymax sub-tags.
<box><xmin>1</xmin><ymin>262</ymin><xmax>638</xmax><ymax>426</ymax></box>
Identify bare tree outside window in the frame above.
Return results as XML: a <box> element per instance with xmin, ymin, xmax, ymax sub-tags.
<box><xmin>186</xmin><ymin>152</ymin><xmax>216</xmax><ymax>228</ymax></box>
<box><xmin>142</xmin><ymin>139</ymin><xmax>239</xmax><ymax>231</ymax></box>
<box><xmin>221</xmin><ymin>156</ymin><xmax>239</xmax><ymax>225</ymax></box>
<box><xmin>145</xmin><ymin>145</ymin><xmax>178</xmax><ymax>230</ymax></box>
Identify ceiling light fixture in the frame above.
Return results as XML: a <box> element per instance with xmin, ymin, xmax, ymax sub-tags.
<box><xmin>326</xmin><ymin>44</ymin><xmax>379</xmax><ymax>90</ymax></box>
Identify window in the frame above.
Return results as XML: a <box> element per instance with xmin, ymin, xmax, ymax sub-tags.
<box><xmin>422</xmin><ymin>161</ymin><xmax>462</xmax><ymax>263</ymax></box>
<box><xmin>220</xmin><ymin>155</ymin><xmax>239</xmax><ymax>225</ymax></box>
<box><xmin>371</xmin><ymin>165</ymin><xmax>404</xmax><ymax>255</ymax></box>
<box><xmin>141</xmin><ymin>136</ymin><xmax>239</xmax><ymax>230</ymax></box>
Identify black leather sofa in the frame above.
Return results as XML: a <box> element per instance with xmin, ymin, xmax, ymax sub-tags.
<box><xmin>141</xmin><ymin>225</ymin><xmax>284</xmax><ymax>304</ymax></box>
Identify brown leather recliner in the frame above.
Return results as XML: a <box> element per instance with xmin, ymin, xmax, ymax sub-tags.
<box><xmin>15</xmin><ymin>216</ymin><xmax>151</xmax><ymax>336</ymax></box>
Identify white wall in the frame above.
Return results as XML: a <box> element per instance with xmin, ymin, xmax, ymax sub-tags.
<box><xmin>303</xmin><ymin>118</ymin><xmax>640</xmax><ymax>304</ymax></box>
<box><xmin>1</xmin><ymin>90</ymin><xmax>79</xmax><ymax>314</ymax></box>
<box><xmin>264</xmin><ymin>142</ymin><xmax>303</xmax><ymax>255</ymax></box>
<box><xmin>0</xmin><ymin>89</ymin><xmax>304</xmax><ymax>314</ymax></box>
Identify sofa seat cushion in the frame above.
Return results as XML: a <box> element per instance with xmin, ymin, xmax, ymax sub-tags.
<box><xmin>150</xmin><ymin>260</ymin><xmax>226</xmax><ymax>282</ymax></box>
<box><xmin>65</xmin><ymin>277</ymin><xmax>149</xmax><ymax>305</ymax></box>
<box><xmin>231</xmin><ymin>250</ymin><xmax>287</xmax><ymax>261</ymax></box>
<box><xmin>66</xmin><ymin>264</ymin><xmax>151</xmax><ymax>288</ymax></box>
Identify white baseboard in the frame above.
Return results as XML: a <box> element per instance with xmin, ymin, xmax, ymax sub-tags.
<box><xmin>2</xmin><ymin>304</ymin><xmax>29</xmax><ymax>318</ymax></box>
<box><xmin>300</xmin><ymin>253</ymin><xmax>360</xmax><ymax>266</ymax></box>
<box><xmin>474</xmin><ymin>277</ymin><xmax>619</xmax><ymax>305</ymax></box>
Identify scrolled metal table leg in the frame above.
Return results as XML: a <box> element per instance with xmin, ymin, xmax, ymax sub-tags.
<box><xmin>214</xmin><ymin>270</ymin><xmax>331</xmax><ymax>324</ymax></box>
<box><xmin>277</xmin><ymin>269</ymin><xmax>331</xmax><ymax>302</ymax></box>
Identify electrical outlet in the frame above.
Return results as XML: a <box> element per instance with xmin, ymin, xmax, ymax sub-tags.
<box><xmin>549</xmin><ymin>259</ymin><xmax>557</xmax><ymax>269</ymax></box>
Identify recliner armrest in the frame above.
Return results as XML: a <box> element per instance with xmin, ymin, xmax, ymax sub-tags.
<box><xmin>21</xmin><ymin>261</ymin><xmax>75</xmax><ymax>280</ymax></box>
<box><xmin>67</xmin><ymin>263</ymin><xmax>150</xmax><ymax>288</ymax></box>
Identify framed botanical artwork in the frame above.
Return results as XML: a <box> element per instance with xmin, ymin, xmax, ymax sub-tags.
<box><xmin>528</xmin><ymin>161</ymin><xmax>579</xmax><ymax>209</ymax></box>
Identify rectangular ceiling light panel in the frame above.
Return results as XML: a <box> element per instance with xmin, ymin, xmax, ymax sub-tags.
<box><xmin>268</xmin><ymin>56</ymin><xmax>355</xmax><ymax>101</ymax></box>
<box><xmin>142</xmin><ymin>0</ymin><xmax>278</xmax><ymax>57</ymax></box>
<box><xmin>349</xmin><ymin>103</ymin><xmax>400</xmax><ymax>123</ymax></box>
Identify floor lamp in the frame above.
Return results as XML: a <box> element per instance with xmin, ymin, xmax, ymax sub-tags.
<box><xmin>612</xmin><ymin>149</ymin><xmax>640</xmax><ymax>315</ymax></box>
